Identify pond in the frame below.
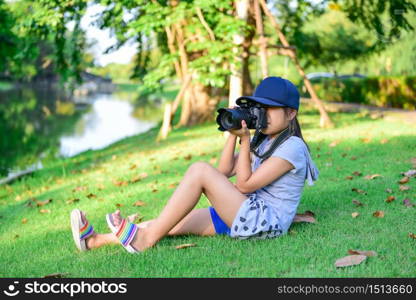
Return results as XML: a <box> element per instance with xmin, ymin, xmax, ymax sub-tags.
<box><xmin>0</xmin><ymin>84</ymin><xmax>163</xmax><ymax>182</ymax></box>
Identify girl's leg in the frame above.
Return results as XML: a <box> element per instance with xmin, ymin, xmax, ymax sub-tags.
<box><xmin>112</xmin><ymin>162</ymin><xmax>247</xmax><ymax>251</ymax></box>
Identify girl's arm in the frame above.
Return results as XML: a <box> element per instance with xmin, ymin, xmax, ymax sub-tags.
<box><xmin>235</xmin><ymin>132</ymin><xmax>252</xmax><ymax>190</ymax></box>
<box><xmin>217</xmin><ymin>134</ymin><xmax>238</xmax><ymax>177</ymax></box>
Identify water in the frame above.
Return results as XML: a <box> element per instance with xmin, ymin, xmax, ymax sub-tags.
<box><xmin>0</xmin><ymin>84</ymin><xmax>162</xmax><ymax>181</ymax></box>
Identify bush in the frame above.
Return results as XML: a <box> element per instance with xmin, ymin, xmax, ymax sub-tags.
<box><xmin>300</xmin><ymin>76</ymin><xmax>416</xmax><ymax>110</ymax></box>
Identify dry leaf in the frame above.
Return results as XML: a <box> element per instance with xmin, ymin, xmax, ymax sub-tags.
<box><xmin>399</xmin><ymin>185</ymin><xmax>410</xmax><ymax>191</ymax></box>
<box><xmin>352</xmin><ymin>171</ymin><xmax>362</xmax><ymax>176</ymax></box>
<box><xmin>131</xmin><ymin>176</ymin><xmax>141</xmax><ymax>183</ymax></box>
<box><xmin>345</xmin><ymin>176</ymin><xmax>353</xmax><ymax>180</ymax></box>
<box><xmin>352</xmin><ymin>199</ymin><xmax>364</xmax><ymax>207</ymax></box>
<box><xmin>352</xmin><ymin>188</ymin><xmax>367</xmax><ymax>195</ymax></box>
<box><xmin>351</xmin><ymin>212</ymin><xmax>359</xmax><ymax>218</ymax></box>
<box><xmin>184</xmin><ymin>154</ymin><xmax>192</xmax><ymax>160</ymax></box>
<box><xmin>209</xmin><ymin>157</ymin><xmax>217</xmax><ymax>165</ymax></box>
<box><xmin>380</xmin><ymin>138</ymin><xmax>389</xmax><ymax>144</ymax></box>
<box><xmin>372</xmin><ymin>210</ymin><xmax>384</xmax><ymax>218</ymax></box>
<box><xmin>113</xmin><ymin>180</ymin><xmax>128</xmax><ymax>187</ymax></box>
<box><xmin>385</xmin><ymin>196</ymin><xmax>395</xmax><ymax>203</ymax></box>
<box><xmin>398</xmin><ymin>177</ymin><xmax>410</xmax><ymax>184</ymax></box>
<box><xmin>329</xmin><ymin>140</ymin><xmax>340</xmax><ymax>147</ymax></box>
<box><xmin>129</xmin><ymin>164</ymin><xmax>137</xmax><ymax>170</ymax></box>
<box><xmin>364</xmin><ymin>174</ymin><xmax>382</xmax><ymax>180</ymax></box>
<box><xmin>348</xmin><ymin>249</ymin><xmax>377</xmax><ymax>257</ymax></box>
<box><xmin>22</xmin><ymin>218</ymin><xmax>28</xmax><ymax>224</ymax></box>
<box><xmin>72</xmin><ymin>186</ymin><xmax>87</xmax><ymax>192</ymax></box>
<box><xmin>115</xmin><ymin>203</ymin><xmax>123</xmax><ymax>208</ymax></box>
<box><xmin>86</xmin><ymin>193</ymin><xmax>97</xmax><ymax>199</ymax></box>
<box><xmin>168</xmin><ymin>183</ymin><xmax>177</xmax><ymax>189</ymax></box>
<box><xmin>133</xmin><ymin>200</ymin><xmax>145</xmax><ymax>207</ymax></box>
<box><xmin>341</xmin><ymin>153</ymin><xmax>347</xmax><ymax>157</ymax></box>
<box><xmin>36</xmin><ymin>199</ymin><xmax>52</xmax><ymax>207</ymax></box>
<box><xmin>402</xmin><ymin>170</ymin><xmax>416</xmax><ymax>177</ymax></box>
<box><xmin>66</xmin><ymin>198</ymin><xmax>80</xmax><ymax>205</ymax></box>
<box><xmin>152</xmin><ymin>189</ymin><xmax>158</xmax><ymax>193</ymax></box>
<box><xmin>403</xmin><ymin>198</ymin><xmax>415</xmax><ymax>207</ymax></box>
<box><xmin>175</xmin><ymin>243</ymin><xmax>196</xmax><ymax>249</ymax></box>
<box><xmin>39</xmin><ymin>209</ymin><xmax>51</xmax><ymax>214</ymax></box>
<box><xmin>335</xmin><ymin>255</ymin><xmax>367</xmax><ymax>268</ymax></box>
<box><xmin>409</xmin><ymin>233</ymin><xmax>416</xmax><ymax>239</ymax></box>
<box><xmin>385</xmin><ymin>188</ymin><xmax>393</xmax><ymax>193</ymax></box>
<box><xmin>360</xmin><ymin>137</ymin><xmax>371</xmax><ymax>143</ymax></box>
<box><xmin>350</xmin><ymin>156</ymin><xmax>357</xmax><ymax>160</ymax></box>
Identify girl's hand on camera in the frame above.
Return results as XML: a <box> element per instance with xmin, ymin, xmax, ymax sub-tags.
<box><xmin>229</xmin><ymin>120</ymin><xmax>250</xmax><ymax>138</ymax></box>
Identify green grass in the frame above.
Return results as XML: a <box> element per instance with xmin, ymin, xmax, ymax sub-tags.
<box><xmin>0</xmin><ymin>105</ymin><xmax>415</xmax><ymax>278</ymax></box>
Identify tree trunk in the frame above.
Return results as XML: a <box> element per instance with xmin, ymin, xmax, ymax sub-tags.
<box><xmin>259</xmin><ymin>0</ymin><xmax>334</xmax><ymax>128</ymax></box>
<box><xmin>228</xmin><ymin>0</ymin><xmax>250</xmax><ymax>108</ymax></box>
<box><xmin>254</xmin><ymin>0</ymin><xmax>269</xmax><ymax>79</ymax></box>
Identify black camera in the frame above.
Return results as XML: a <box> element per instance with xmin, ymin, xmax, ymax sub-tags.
<box><xmin>216</xmin><ymin>99</ymin><xmax>268</xmax><ymax>132</ymax></box>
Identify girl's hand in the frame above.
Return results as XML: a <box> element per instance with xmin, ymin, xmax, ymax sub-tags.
<box><xmin>229</xmin><ymin>120</ymin><xmax>250</xmax><ymax>138</ymax></box>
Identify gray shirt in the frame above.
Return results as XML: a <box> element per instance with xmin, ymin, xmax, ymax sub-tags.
<box><xmin>248</xmin><ymin>135</ymin><xmax>319</xmax><ymax>233</ymax></box>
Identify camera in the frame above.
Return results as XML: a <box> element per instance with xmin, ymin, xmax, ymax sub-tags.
<box><xmin>216</xmin><ymin>99</ymin><xmax>268</xmax><ymax>132</ymax></box>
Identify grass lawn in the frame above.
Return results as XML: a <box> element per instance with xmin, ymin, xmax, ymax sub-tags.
<box><xmin>0</xmin><ymin>103</ymin><xmax>415</xmax><ymax>278</ymax></box>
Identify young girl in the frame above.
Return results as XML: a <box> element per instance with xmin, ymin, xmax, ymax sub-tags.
<box><xmin>70</xmin><ymin>76</ymin><xmax>319</xmax><ymax>253</ymax></box>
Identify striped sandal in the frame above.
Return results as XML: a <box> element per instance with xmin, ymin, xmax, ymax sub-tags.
<box><xmin>106</xmin><ymin>213</ymin><xmax>140</xmax><ymax>253</ymax></box>
<box><xmin>70</xmin><ymin>209</ymin><xmax>95</xmax><ymax>252</ymax></box>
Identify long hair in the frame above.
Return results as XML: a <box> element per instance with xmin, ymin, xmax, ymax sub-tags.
<box><xmin>283</xmin><ymin>107</ymin><xmax>311</xmax><ymax>153</ymax></box>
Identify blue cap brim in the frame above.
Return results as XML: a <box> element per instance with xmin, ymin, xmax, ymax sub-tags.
<box><xmin>236</xmin><ymin>96</ymin><xmax>286</xmax><ymax>107</ymax></box>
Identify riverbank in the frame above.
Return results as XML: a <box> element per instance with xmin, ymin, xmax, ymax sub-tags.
<box><xmin>0</xmin><ymin>105</ymin><xmax>415</xmax><ymax>277</ymax></box>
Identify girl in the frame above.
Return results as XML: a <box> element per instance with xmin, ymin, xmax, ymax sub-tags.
<box><xmin>70</xmin><ymin>76</ymin><xmax>319</xmax><ymax>253</ymax></box>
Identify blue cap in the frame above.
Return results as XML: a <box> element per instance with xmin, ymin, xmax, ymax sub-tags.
<box><xmin>236</xmin><ymin>76</ymin><xmax>300</xmax><ymax>110</ymax></box>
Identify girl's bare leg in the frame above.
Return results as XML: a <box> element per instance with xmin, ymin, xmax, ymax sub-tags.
<box><xmin>111</xmin><ymin>162</ymin><xmax>248</xmax><ymax>251</ymax></box>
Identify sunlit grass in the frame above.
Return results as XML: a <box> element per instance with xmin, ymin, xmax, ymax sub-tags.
<box><xmin>0</xmin><ymin>106</ymin><xmax>415</xmax><ymax>277</ymax></box>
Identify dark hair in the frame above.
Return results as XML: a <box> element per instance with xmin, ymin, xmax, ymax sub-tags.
<box><xmin>283</xmin><ymin>107</ymin><xmax>311</xmax><ymax>153</ymax></box>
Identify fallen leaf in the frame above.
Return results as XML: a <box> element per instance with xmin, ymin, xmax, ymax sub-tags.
<box><xmin>341</xmin><ymin>153</ymin><xmax>347</xmax><ymax>157</ymax></box>
<box><xmin>403</xmin><ymin>198</ymin><xmax>415</xmax><ymax>207</ymax></box>
<box><xmin>72</xmin><ymin>186</ymin><xmax>87</xmax><ymax>192</ymax></box>
<box><xmin>345</xmin><ymin>176</ymin><xmax>354</xmax><ymax>180</ymax></box>
<box><xmin>175</xmin><ymin>243</ymin><xmax>196</xmax><ymax>249</ymax></box>
<box><xmin>402</xmin><ymin>170</ymin><xmax>416</xmax><ymax>177</ymax></box>
<box><xmin>398</xmin><ymin>176</ymin><xmax>410</xmax><ymax>184</ymax></box>
<box><xmin>209</xmin><ymin>157</ymin><xmax>217</xmax><ymax>164</ymax></box>
<box><xmin>131</xmin><ymin>176</ymin><xmax>141</xmax><ymax>183</ymax></box>
<box><xmin>86</xmin><ymin>193</ymin><xmax>97</xmax><ymax>199</ymax></box>
<box><xmin>352</xmin><ymin>199</ymin><xmax>364</xmax><ymax>207</ymax></box>
<box><xmin>115</xmin><ymin>203</ymin><xmax>123</xmax><ymax>208</ymax></box>
<box><xmin>360</xmin><ymin>137</ymin><xmax>371</xmax><ymax>143</ymax></box>
<box><xmin>399</xmin><ymin>185</ymin><xmax>410</xmax><ymax>191</ymax></box>
<box><xmin>380</xmin><ymin>138</ymin><xmax>389</xmax><ymax>144</ymax></box>
<box><xmin>329</xmin><ymin>140</ymin><xmax>340</xmax><ymax>147</ymax></box>
<box><xmin>385</xmin><ymin>188</ymin><xmax>393</xmax><ymax>193</ymax></box>
<box><xmin>348</xmin><ymin>249</ymin><xmax>377</xmax><ymax>257</ymax></box>
<box><xmin>351</xmin><ymin>212</ymin><xmax>359</xmax><ymax>218</ymax></box>
<box><xmin>36</xmin><ymin>199</ymin><xmax>52</xmax><ymax>207</ymax></box>
<box><xmin>14</xmin><ymin>234</ymin><xmax>19</xmax><ymax>239</ymax></box>
<box><xmin>385</xmin><ymin>196</ymin><xmax>395</xmax><ymax>203</ymax></box>
<box><xmin>352</xmin><ymin>171</ymin><xmax>362</xmax><ymax>176</ymax></box>
<box><xmin>39</xmin><ymin>209</ymin><xmax>51</xmax><ymax>214</ymax></box>
<box><xmin>152</xmin><ymin>189</ymin><xmax>158</xmax><ymax>193</ymax></box>
<box><xmin>372</xmin><ymin>210</ymin><xmax>384</xmax><ymax>218</ymax></box>
<box><xmin>66</xmin><ymin>198</ymin><xmax>80</xmax><ymax>205</ymax></box>
<box><xmin>113</xmin><ymin>180</ymin><xmax>128</xmax><ymax>187</ymax></box>
<box><xmin>352</xmin><ymin>188</ymin><xmax>367</xmax><ymax>195</ymax></box>
<box><xmin>129</xmin><ymin>164</ymin><xmax>137</xmax><ymax>170</ymax></box>
<box><xmin>184</xmin><ymin>154</ymin><xmax>192</xmax><ymax>160</ymax></box>
<box><xmin>168</xmin><ymin>183</ymin><xmax>177</xmax><ymax>188</ymax></box>
<box><xmin>364</xmin><ymin>174</ymin><xmax>382</xmax><ymax>180</ymax></box>
<box><xmin>22</xmin><ymin>218</ymin><xmax>28</xmax><ymax>224</ymax></box>
<box><xmin>350</xmin><ymin>156</ymin><xmax>357</xmax><ymax>160</ymax></box>
<box><xmin>334</xmin><ymin>255</ymin><xmax>367</xmax><ymax>268</ymax></box>
<box><xmin>133</xmin><ymin>200</ymin><xmax>146</xmax><ymax>207</ymax></box>
<box><xmin>409</xmin><ymin>233</ymin><xmax>416</xmax><ymax>239</ymax></box>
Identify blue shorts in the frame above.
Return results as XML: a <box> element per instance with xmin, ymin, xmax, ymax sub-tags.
<box><xmin>209</xmin><ymin>206</ymin><xmax>231</xmax><ymax>235</ymax></box>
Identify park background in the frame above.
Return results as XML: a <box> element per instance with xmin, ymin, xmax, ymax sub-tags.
<box><xmin>0</xmin><ymin>0</ymin><xmax>415</xmax><ymax>277</ymax></box>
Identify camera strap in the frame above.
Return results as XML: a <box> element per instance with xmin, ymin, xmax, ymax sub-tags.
<box><xmin>250</xmin><ymin>126</ymin><xmax>291</xmax><ymax>164</ymax></box>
